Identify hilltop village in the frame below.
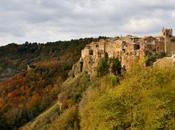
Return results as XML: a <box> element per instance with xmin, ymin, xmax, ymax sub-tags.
<box><xmin>71</xmin><ymin>28</ymin><xmax>175</xmax><ymax>77</ymax></box>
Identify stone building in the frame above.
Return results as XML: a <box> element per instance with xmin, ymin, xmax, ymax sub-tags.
<box><xmin>71</xmin><ymin>28</ymin><xmax>175</xmax><ymax>77</ymax></box>
<box><xmin>161</xmin><ymin>28</ymin><xmax>175</xmax><ymax>55</ymax></box>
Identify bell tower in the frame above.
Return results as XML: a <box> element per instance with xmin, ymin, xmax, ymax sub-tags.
<box><xmin>161</xmin><ymin>28</ymin><xmax>173</xmax><ymax>54</ymax></box>
<box><xmin>161</xmin><ymin>28</ymin><xmax>173</xmax><ymax>37</ymax></box>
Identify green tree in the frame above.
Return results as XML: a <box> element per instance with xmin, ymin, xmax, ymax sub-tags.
<box><xmin>97</xmin><ymin>53</ymin><xmax>109</xmax><ymax>76</ymax></box>
<box><xmin>111</xmin><ymin>58</ymin><xmax>122</xmax><ymax>75</ymax></box>
<box><xmin>145</xmin><ymin>52</ymin><xmax>166</xmax><ymax>66</ymax></box>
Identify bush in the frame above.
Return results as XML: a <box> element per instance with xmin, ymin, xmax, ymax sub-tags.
<box><xmin>111</xmin><ymin>58</ymin><xmax>122</xmax><ymax>75</ymax></box>
<box><xmin>97</xmin><ymin>53</ymin><xmax>109</xmax><ymax>77</ymax></box>
<box><xmin>145</xmin><ymin>52</ymin><xmax>166</xmax><ymax>66</ymax></box>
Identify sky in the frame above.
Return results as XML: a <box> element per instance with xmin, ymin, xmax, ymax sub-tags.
<box><xmin>0</xmin><ymin>0</ymin><xmax>175</xmax><ymax>46</ymax></box>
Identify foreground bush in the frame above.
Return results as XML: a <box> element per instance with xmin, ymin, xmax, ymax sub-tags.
<box><xmin>80</xmin><ymin>66</ymin><xmax>175</xmax><ymax>130</ymax></box>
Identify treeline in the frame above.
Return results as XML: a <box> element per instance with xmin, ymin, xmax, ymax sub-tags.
<box><xmin>0</xmin><ymin>37</ymin><xmax>108</xmax><ymax>80</ymax></box>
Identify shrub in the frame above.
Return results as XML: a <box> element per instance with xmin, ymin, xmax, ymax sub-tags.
<box><xmin>97</xmin><ymin>53</ymin><xmax>109</xmax><ymax>76</ymax></box>
<box><xmin>145</xmin><ymin>52</ymin><xmax>166</xmax><ymax>66</ymax></box>
<box><xmin>111</xmin><ymin>58</ymin><xmax>122</xmax><ymax>75</ymax></box>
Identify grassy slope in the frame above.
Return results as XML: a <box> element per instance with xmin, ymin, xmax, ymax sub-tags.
<box><xmin>80</xmin><ymin>65</ymin><xmax>175</xmax><ymax>130</ymax></box>
<box><xmin>20</xmin><ymin>103</ymin><xmax>60</xmax><ymax>130</ymax></box>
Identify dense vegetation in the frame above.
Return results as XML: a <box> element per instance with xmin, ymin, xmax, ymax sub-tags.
<box><xmin>20</xmin><ymin>73</ymin><xmax>91</xmax><ymax>130</ymax></box>
<box><xmin>21</xmin><ymin>64</ymin><xmax>175</xmax><ymax>130</ymax></box>
<box><xmin>0</xmin><ymin>37</ymin><xmax>105</xmax><ymax>130</ymax></box>
<box><xmin>0</xmin><ymin>38</ymin><xmax>103</xmax><ymax>80</ymax></box>
<box><xmin>80</xmin><ymin>65</ymin><xmax>175</xmax><ymax>130</ymax></box>
<box><xmin>97</xmin><ymin>53</ymin><xmax>122</xmax><ymax>77</ymax></box>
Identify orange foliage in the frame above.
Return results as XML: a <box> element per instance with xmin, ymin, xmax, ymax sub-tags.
<box><xmin>0</xmin><ymin>98</ymin><xmax>4</xmax><ymax>108</ymax></box>
<box><xmin>8</xmin><ymin>91</ymin><xmax>19</xmax><ymax>99</ymax></box>
<box><xmin>33</xmin><ymin>58</ymin><xmax>58</xmax><ymax>69</ymax></box>
<box><xmin>26</xmin><ymin>94</ymin><xmax>41</xmax><ymax>109</ymax></box>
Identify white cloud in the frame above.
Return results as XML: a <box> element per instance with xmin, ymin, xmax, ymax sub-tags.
<box><xmin>122</xmin><ymin>18</ymin><xmax>161</xmax><ymax>33</ymax></box>
<box><xmin>0</xmin><ymin>0</ymin><xmax>174</xmax><ymax>45</ymax></box>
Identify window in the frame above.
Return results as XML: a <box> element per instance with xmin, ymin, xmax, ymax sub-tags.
<box><xmin>89</xmin><ymin>49</ymin><xmax>93</xmax><ymax>55</ymax></box>
<box><xmin>134</xmin><ymin>44</ymin><xmax>140</xmax><ymax>50</ymax></box>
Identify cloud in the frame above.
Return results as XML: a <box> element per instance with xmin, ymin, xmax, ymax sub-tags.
<box><xmin>0</xmin><ymin>0</ymin><xmax>174</xmax><ymax>45</ymax></box>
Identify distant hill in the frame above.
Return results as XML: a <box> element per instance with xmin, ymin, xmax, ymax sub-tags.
<box><xmin>0</xmin><ymin>38</ymin><xmax>103</xmax><ymax>81</ymax></box>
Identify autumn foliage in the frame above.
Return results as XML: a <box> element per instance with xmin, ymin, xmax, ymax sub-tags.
<box><xmin>0</xmin><ymin>38</ymin><xmax>103</xmax><ymax>130</ymax></box>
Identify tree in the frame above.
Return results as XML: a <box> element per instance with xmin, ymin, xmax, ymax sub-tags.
<box><xmin>97</xmin><ymin>53</ymin><xmax>109</xmax><ymax>76</ymax></box>
<box><xmin>145</xmin><ymin>52</ymin><xmax>166</xmax><ymax>66</ymax></box>
<box><xmin>111</xmin><ymin>58</ymin><xmax>122</xmax><ymax>75</ymax></box>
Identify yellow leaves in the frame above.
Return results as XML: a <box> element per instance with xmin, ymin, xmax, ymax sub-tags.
<box><xmin>80</xmin><ymin>66</ymin><xmax>175</xmax><ymax>130</ymax></box>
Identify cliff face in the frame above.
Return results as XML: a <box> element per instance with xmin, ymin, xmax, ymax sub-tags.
<box><xmin>71</xmin><ymin>29</ymin><xmax>175</xmax><ymax>77</ymax></box>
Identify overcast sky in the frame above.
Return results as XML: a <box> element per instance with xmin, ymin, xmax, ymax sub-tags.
<box><xmin>0</xmin><ymin>0</ymin><xmax>175</xmax><ymax>46</ymax></box>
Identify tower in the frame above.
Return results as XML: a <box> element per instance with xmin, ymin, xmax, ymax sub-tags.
<box><xmin>161</xmin><ymin>28</ymin><xmax>173</xmax><ymax>38</ymax></box>
<box><xmin>161</xmin><ymin>28</ymin><xmax>173</xmax><ymax>54</ymax></box>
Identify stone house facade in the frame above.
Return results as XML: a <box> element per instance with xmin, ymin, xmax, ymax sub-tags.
<box><xmin>71</xmin><ymin>28</ymin><xmax>175</xmax><ymax>77</ymax></box>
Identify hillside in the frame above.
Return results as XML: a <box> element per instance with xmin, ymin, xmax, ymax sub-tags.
<box><xmin>20</xmin><ymin>73</ymin><xmax>92</xmax><ymax>130</ymax></box>
<box><xmin>1</xmin><ymin>36</ymin><xmax>175</xmax><ymax>130</ymax></box>
<box><xmin>0</xmin><ymin>37</ymin><xmax>105</xmax><ymax>130</ymax></box>
<box><xmin>20</xmin><ymin>65</ymin><xmax>175</xmax><ymax>130</ymax></box>
<box><xmin>0</xmin><ymin>38</ymin><xmax>100</xmax><ymax>81</ymax></box>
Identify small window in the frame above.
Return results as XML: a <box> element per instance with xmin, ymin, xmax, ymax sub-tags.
<box><xmin>134</xmin><ymin>44</ymin><xmax>140</xmax><ymax>50</ymax></box>
<box><xmin>89</xmin><ymin>49</ymin><xmax>93</xmax><ymax>55</ymax></box>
